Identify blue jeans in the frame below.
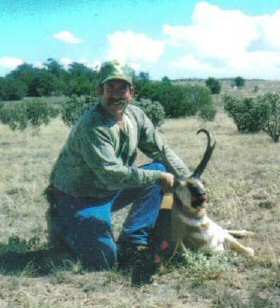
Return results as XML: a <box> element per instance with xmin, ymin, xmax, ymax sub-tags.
<box><xmin>49</xmin><ymin>162</ymin><xmax>166</xmax><ymax>270</ymax></box>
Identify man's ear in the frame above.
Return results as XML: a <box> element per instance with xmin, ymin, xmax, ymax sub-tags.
<box><xmin>129</xmin><ymin>85</ymin><xmax>135</xmax><ymax>97</ymax></box>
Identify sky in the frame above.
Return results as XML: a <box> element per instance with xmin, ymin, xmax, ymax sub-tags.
<box><xmin>1</xmin><ymin>0</ymin><xmax>280</xmax><ymax>79</ymax></box>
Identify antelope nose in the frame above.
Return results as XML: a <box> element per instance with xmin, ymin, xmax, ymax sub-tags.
<box><xmin>192</xmin><ymin>193</ymin><xmax>207</xmax><ymax>205</ymax></box>
<box><xmin>200</xmin><ymin>193</ymin><xmax>207</xmax><ymax>202</ymax></box>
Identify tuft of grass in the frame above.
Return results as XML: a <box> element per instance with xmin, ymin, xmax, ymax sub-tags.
<box><xmin>171</xmin><ymin>249</ymin><xmax>235</xmax><ymax>287</ymax></box>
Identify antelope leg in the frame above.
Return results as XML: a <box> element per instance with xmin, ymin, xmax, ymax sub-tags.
<box><xmin>227</xmin><ymin>229</ymin><xmax>255</xmax><ymax>238</ymax></box>
<box><xmin>225</xmin><ymin>233</ymin><xmax>255</xmax><ymax>257</ymax></box>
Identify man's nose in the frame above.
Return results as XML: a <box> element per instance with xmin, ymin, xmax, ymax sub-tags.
<box><xmin>111</xmin><ymin>90</ymin><xmax>126</xmax><ymax>99</ymax></box>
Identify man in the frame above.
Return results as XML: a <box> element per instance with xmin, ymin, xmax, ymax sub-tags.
<box><xmin>46</xmin><ymin>60</ymin><xmax>190</xmax><ymax>271</ymax></box>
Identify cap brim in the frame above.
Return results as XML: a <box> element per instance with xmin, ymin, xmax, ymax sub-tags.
<box><xmin>101</xmin><ymin>76</ymin><xmax>132</xmax><ymax>85</ymax></box>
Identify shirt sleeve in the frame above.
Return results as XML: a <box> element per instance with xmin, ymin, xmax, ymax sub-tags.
<box><xmin>78</xmin><ymin>124</ymin><xmax>162</xmax><ymax>191</ymax></box>
<box><xmin>137</xmin><ymin>110</ymin><xmax>191</xmax><ymax>178</ymax></box>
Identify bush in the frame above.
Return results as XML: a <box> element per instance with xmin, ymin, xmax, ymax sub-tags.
<box><xmin>0</xmin><ymin>100</ymin><xmax>59</xmax><ymax>130</ymax></box>
<box><xmin>135</xmin><ymin>81</ymin><xmax>216</xmax><ymax>120</ymax></box>
<box><xmin>61</xmin><ymin>95</ymin><xmax>97</xmax><ymax>126</ymax></box>
<box><xmin>187</xmin><ymin>85</ymin><xmax>216</xmax><ymax>120</ymax></box>
<box><xmin>260</xmin><ymin>93</ymin><xmax>280</xmax><ymax>142</ymax></box>
<box><xmin>134</xmin><ymin>98</ymin><xmax>165</xmax><ymax>127</ymax></box>
<box><xmin>61</xmin><ymin>96</ymin><xmax>165</xmax><ymax>127</ymax></box>
<box><xmin>224</xmin><ymin>95</ymin><xmax>269</xmax><ymax>133</ymax></box>
<box><xmin>205</xmin><ymin>77</ymin><xmax>221</xmax><ymax>94</ymax></box>
<box><xmin>65</xmin><ymin>77</ymin><xmax>94</xmax><ymax>97</ymax></box>
<box><xmin>0</xmin><ymin>78</ymin><xmax>27</xmax><ymax>101</ymax></box>
<box><xmin>198</xmin><ymin>101</ymin><xmax>217</xmax><ymax>121</ymax></box>
<box><xmin>234</xmin><ymin>76</ymin><xmax>245</xmax><ymax>88</ymax></box>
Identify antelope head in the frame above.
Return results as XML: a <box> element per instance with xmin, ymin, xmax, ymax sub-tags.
<box><xmin>173</xmin><ymin>129</ymin><xmax>216</xmax><ymax>216</ymax></box>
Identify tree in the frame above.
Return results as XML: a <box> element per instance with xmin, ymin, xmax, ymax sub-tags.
<box><xmin>67</xmin><ymin>62</ymin><xmax>98</xmax><ymax>96</ymax></box>
<box><xmin>44</xmin><ymin>58</ymin><xmax>65</xmax><ymax>78</ymax></box>
<box><xmin>68</xmin><ymin>62</ymin><xmax>97</xmax><ymax>79</ymax></box>
<box><xmin>137</xmin><ymin>72</ymin><xmax>150</xmax><ymax>81</ymax></box>
<box><xmin>28</xmin><ymin>69</ymin><xmax>59</xmax><ymax>96</ymax></box>
<box><xmin>205</xmin><ymin>77</ymin><xmax>221</xmax><ymax>94</ymax></box>
<box><xmin>161</xmin><ymin>76</ymin><xmax>172</xmax><ymax>85</ymax></box>
<box><xmin>7</xmin><ymin>63</ymin><xmax>36</xmax><ymax>96</ymax></box>
<box><xmin>66</xmin><ymin>77</ymin><xmax>93</xmax><ymax>96</ymax></box>
<box><xmin>0</xmin><ymin>77</ymin><xmax>27</xmax><ymax>101</ymax></box>
<box><xmin>234</xmin><ymin>76</ymin><xmax>245</xmax><ymax>88</ymax></box>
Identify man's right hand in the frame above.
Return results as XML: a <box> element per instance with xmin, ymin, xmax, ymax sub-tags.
<box><xmin>160</xmin><ymin>172</ymin><xmax>175</xmax><ymax>192</ymax></box>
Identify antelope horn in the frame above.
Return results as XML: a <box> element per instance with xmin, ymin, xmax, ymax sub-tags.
<box><xmin>192</xmin><ymin>129</ymin><xmax>216</xmax><ymax>178</ymax></box>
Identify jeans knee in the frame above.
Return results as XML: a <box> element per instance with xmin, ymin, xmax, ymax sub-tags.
<box><xmin>142</xmin><ymin>162</ymin><xmax>167</xmax><ymax>172</ymax></box>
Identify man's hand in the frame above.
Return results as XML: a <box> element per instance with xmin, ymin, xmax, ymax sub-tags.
<box><xmin>160</xmin><ymin>172</ymin><xmax>175</xmax><ymax>192</ymax></box>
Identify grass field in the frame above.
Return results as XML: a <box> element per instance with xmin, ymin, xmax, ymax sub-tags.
<box><xmin>0</xmin><ymin>92</ymin><xmax>280</xmax><ymax>307</ymax></box>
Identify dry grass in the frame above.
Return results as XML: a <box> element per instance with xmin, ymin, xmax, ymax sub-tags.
<box><xmin>0</xmin><ymin>98</ymin><xmax>280</xmax><ymax>307</ymax></box>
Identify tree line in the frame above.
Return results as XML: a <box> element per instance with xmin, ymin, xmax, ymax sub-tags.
<box><xmin>0</xmin><ymin>58</ymin><xmax>219</xmax><ymax>130</ymax></box>
<box><xmin>0</xmin><ymin>58</ymin><xmax>99</xmax><ymax>100</ymax></box>
<box><xmin>0</xmin><ymin>57</ymin><xmax>246</xmax><ymax>101</ymax></box>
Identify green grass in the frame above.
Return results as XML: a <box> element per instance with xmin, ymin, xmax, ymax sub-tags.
<box><xmin>0</xmin><ymin>100</ymin><xmax>280</xmax><ymax>306</ymax></box>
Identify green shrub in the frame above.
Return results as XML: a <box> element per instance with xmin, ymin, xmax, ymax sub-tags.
<box><xmin>198</xmin><ymin>101</ymin><xmax>217</xmax><ymax>121</ymax></box>
<box><xmin>260</xmin><ymin>93</ymin><xmax>280</xmax><ymax>142</ymax></box>
<box><xmin>61</xmin><ymin>96</ymin><xmax>164</xmax><ymax>127</ymax></box>
<box><xmin>205</xmin><ymin>77</ymin><xmax>221</xmax><ymax>94</ymax></box>
<box><xmin>224</xmin><ymin>95</ymin><xmax>269</xmax><ymax>133</ymax></box>
<box><xmin>188</xmin><ymin>85</ymin><xmax>216</xmax><ymax>120</ymax></box>
<box><xmin>136</xmin><ymin>81</ymin><xmax>215</xmax><ymax>120</ymax></box>
<box><xmin>0</xmin><ymin>100</ymin><xmax>59</xmax><ymax>130</ymax></box>
<box><xmin>178</xmin><ymin>249</ymin><xmax>232</xmax><ymax>286</ymax></box>
<box><xmin>61</xmin><ymin>95</ymin><xmax>97</xmax><ymax>126</ymax></box>
<box><xmin>0</xmin><ymin>78</ymin><xmax>27</xmax><ymax>101</ymax></box>
<box><xmin>234</xmin><ymin>76</ymin><xmax>245</xmax><ymax>88</ymax></box>
<box><xmin>134</xmin><ymin>98</ymin><xmax>165</xmax><ymax>127</ymax></box>
<box><xmin>65</xmin><ymin>77</ymin><xmax>94</xmax><ymax>97</ymax></box>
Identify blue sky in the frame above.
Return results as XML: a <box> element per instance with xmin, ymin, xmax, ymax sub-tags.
<box><xmin>1</xmin><ymin>0</ymin><xmax>280</xmax><ymax>79</ymax></box>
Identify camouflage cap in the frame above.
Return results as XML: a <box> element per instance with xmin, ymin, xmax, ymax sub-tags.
<box><xmin>98</xmin><ymin>60</ymin><xmax>133</xmax><ymax>85</ymax></box>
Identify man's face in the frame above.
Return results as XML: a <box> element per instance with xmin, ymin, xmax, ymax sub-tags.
<box><xmin>101</xmin><ymin>79</ymin><xmax>133</xmax><ymax>120</ymax></box>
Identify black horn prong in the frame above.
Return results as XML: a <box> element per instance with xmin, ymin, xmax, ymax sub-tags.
<box><xmin>192</xmin><ymin>129</ymin><xmax>216</xmax><ymax>178</ymax></box>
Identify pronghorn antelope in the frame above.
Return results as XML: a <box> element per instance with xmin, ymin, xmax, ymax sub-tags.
<box><xmin>158</xmin><ymin>129</ymin><xmax>255</xmax><ymax>259</ymax></box>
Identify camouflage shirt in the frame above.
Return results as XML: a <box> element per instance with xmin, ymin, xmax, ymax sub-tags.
<box><xmin>50</xmin><ymin>102</ymin><xmax>190</xmax><ymax>199</ymax></box>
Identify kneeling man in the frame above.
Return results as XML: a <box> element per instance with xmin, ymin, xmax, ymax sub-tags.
<box><xmin>45</xmin><ymin>60</ymin><xmax>190</xmax><ymax>270</ymax></box>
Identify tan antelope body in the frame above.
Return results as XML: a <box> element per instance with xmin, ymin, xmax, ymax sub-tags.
<box><xmin>172</xmin><ymin>180</ymin><xmax>255</xmax><ymax>257</ymax></box>
<box><xmin>159</xmin><ymin>129</ymin><xmax>255</xmax><ymax>259</ymax></box>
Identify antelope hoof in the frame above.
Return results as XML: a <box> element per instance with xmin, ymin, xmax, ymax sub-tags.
<box><xmin>244</xmin><ymin>247</ymin><xmax>255</xmax><ymax>258</ymax></box>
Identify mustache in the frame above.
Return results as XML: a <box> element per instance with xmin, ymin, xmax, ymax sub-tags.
<box><xmin>107</xmin><ymin>99</ymin><xmax>129</xmax><ymax>106</ymax></box>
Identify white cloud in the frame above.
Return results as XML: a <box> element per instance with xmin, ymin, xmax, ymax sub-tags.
<box><xmin>0</xmin><ymin>57</ymin><xmax>24</xmax><ymax>69</ymax></box>
<box><xmin>34</xmin><ymin>61</ymin><xmax>44</xmax><ymax>69</ymax></box>
<box><xmin>59</xmin><ymin>57</ymin><xmax>74</xmax><ymax>68</ymax></box>
<box><xmin>106</xmin><ymin>31</ymin><xmax>165</xmax><ymax>69</ymax></box>
<box><xmin>163</xmin><ymin>2</ymin><xmax>280</xmax><ymax>79</ymax></box>
<box><xmin>171</xmin><ymin>55</ymin><xmax>215</xmax><ymax>72</ymax></box>
<box><xmin>79</xmin><ymin>59</ymin><xmax>101</xmax><ymax>70</ymax></box>
<box><xmin>59</xmin><ymin>57</ymin><xmax>101</xmax><ymax>71</ymax></box>
<box><xmin>53</xmin><ymin>31</ymin><xmax>83</xmax><ymax>44</ymax></box>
